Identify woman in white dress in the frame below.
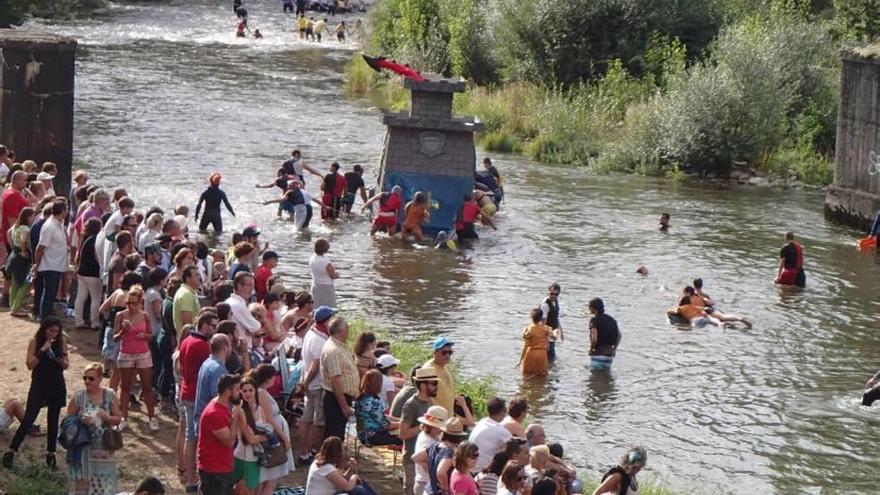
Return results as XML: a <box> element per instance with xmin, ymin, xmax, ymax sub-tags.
<box><xmin>309</xmin><ymin>238</ymin><xmax>339</xmax><ymax>308</ymax></box>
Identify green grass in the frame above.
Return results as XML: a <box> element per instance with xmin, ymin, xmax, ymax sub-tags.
<box><xmin>581</xmin><ymin>475</ymin><xmax>684</xmax><ymax>495</ymax></box>
<box><xmin>349</xmin><ymin>318</ymin><xmax>494</xmax><ymax>419</ymax></box>
<box><xmin>1</xmin><ymin>458</ymin><xmax>66</xmax><ymax>495</ymax></box>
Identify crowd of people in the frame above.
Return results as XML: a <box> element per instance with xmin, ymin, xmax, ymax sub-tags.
<box><xmin>232</xmin><ymin>0</ymin><xmax>365</xmax><ymax>42</ymax></box>
<box><xmin>0</xmin><ymin>136</ymin><xmax>849</xmax><ymax>495</ymax></box>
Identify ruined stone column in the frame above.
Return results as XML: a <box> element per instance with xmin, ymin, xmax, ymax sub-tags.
<box><xmin>0</xmin><ymin>30</ymin><xmax>76</xmax><ymax>192</ymax></box>
<box><xmin>825</xmin><ymin>47</ymin><xmax>880</xmax><ymax>229</ymax></box>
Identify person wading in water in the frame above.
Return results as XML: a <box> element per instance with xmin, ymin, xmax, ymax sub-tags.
<box><xmin>539</xmin><ymin>283</ymin><xmax>563</xmax><ymax>364</ymax></box>
<box><xmin>775</xmin><ymin>231</ymin><xmax>806</xmax><ymax>288</ymax></box>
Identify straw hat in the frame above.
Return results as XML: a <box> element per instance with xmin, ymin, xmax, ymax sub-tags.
<box><xmin>413</xmin><ymin>368</ymin><xmax>438</xmax><ymax>382</ymax></box>
<box><xmin>417</xmin><ymin>406</ymin><xmax>449</xmax><ymax>429</ymax></box>
<box><xmin>439</xmin><ymin>417</ymin><xmax>467</xmax><ymax>437</ymax></box>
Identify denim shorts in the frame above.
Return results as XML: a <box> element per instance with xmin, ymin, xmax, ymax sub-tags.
<box><xmin>182</xmin><ymin>400</ymin><xmax>197</xmax><ymax>440</ymax></box>
<box><xmin>590</xmin><ymin>355</ymin><xmax>614</xmax><ymax>370</ymax></box>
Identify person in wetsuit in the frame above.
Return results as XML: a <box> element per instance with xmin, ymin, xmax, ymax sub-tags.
<box><xmin>195</xmin><ymin>173</ymin><xmax>235</xmax><ymax>233</ymax></box>
<box><xmin>342</xmin><ymin>164</ymin><xmax>368</xmax><ymax>213</ymax></box>
<box><xmin>775</xmin><ymin>231</ymin><xmax>806</xmax><ymax>287</ymax></box>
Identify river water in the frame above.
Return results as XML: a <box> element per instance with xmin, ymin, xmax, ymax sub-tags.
<box><xmin>22</xmin><ymin>1</ymin><xmax>880</xmax><ymax>493</ymax></box>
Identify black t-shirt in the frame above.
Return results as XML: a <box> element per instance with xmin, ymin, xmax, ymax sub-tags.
<box><xmin>780</xmin><ymin>243</ymin><xmax>798</xmax><ymax>269</ymax></box>
<box><xmin>77</xmin><ymin>235</ymin><xmax>100</xmax><ymax>277</ymax></box>
<box><xmin>322</xmin><ymin>173</ymin><xmax>338</xmax><ymax>194</ymax></box>
<box><xmin>344</xmin><ymin>172</ymin><xmax>365</xmax><ymax>194</ymax></box>
<box><xmin>590</xmin><ymin>313</ymin><xmax>620</xmax><ymax>355</ymax></box>
<box><xmin>284</xmin><ymin>189</ymin><xmax>304</xmax><ymax>205</ymax></box>
<box><xmin>274</xmin><ymin>176</ymin><xmax>289</xmax><ymax>192</ymax></box>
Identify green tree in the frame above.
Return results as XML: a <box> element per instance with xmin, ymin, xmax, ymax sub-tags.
<box><xmin>833</xmin><ymin>0</ymin><xmax>880</xmax><ymax>40</ymax></box>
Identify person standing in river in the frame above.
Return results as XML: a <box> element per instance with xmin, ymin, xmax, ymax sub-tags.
<box><xmin>539</xmin><ymin>283</ymin><xmax>563</xmax><ymax>363</ymax></box>
<box><xmin>588</xmin><ymin>298</ymin><xmax>620</xmax><ymax>370</ymax></box>
<box><xmin>342</xmin><ymin>164</ymin><xmax>368</xmax><ymax>214</ymax></box>
<box><xmin>320</xmin><ymin>162</ymin><xmax>346</xmax><ymax>221</ymax></box>
<box><xmin>283</xmin><ymin>149</ymin><xmax>322</xmax><ymax>186</ymax></box>
<box><xmin>775</xmin><ymin>231</ymin><xmax>806</xmax><ymax>288</ymax></box>
<box><xmin>195</xmin><ymin>173</ymin><xmax>236</xmax><ymax>233</ymax></box>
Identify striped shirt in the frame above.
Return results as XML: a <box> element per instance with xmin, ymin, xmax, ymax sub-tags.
<box><xmin>320</xmin><ymin>337</ymin><xmax>359</xmax><ymax>397</ymax></box>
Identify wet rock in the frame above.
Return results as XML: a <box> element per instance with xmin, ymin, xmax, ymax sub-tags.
<box><xmin>748</xmin><ymin>176</ymin><xmax>770</xmax><ymax>186</ymax></box>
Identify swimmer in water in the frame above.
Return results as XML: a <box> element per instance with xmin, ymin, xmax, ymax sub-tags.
<box><xmin>671</xmin><ymin>292</ymin><xmax>724</xmax><ymax>327</ymax></box>
<box><xmin>335</xmin><ymin>21</ymin><xmax>347</xmax><ymax>43</ymax></box>
<box><xmin>659</xmin><ymin>212</ymin><xmax>670</xmax><ymax>231</ymax></box>
<box><xmin>400</xmin><ymin>191</ymin><xmax>430</xmax><ymax>242</ymax></box>
<box><xmin>687</xmin><ymin>282</ymin><xmax>752</xmax><ymax>328</ymax></box>
<box><xmin>253</xmin><ymin>28</ymin><xmax>263</xmax><ymax>39</ymax></box>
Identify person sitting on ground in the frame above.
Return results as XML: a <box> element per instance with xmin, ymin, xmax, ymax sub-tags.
<box><xmin>354</xmin><ymin>369</ymin><xmax>402</xmax><ymax>446</ymax></box>
<box><xmin>690</xmin><ymin>279</ymin><xmax>752</xmax><ymax>328</ymax></box>
<box><xmin>0</xmin><ymin>398</ymin><xmax>43</xmax><ymax>438</ymax></box>
<box><xmin>306</xmin><ymin>436</ymin><xmax>377</xmax><ymax>495</ymax></box>
<box><xmin>775</xmin><ymin>231</ymin><xmax>806</xmax><ymax>287</ymax></box>
<box><xmin>401</xmin><ymin>191</ymin><xmax>431</xmax><ymax>242</ymax></box>
<box><xmin>517</xmin><ymin>308</ymin><xmax>550</xmax><ymax>377</ymax></box>
<box><xmin>363</xmin><ymin>185</ymin><xmax>404</xmax><ymax>236</ymax></box>
<box><xmin>469</xmin><ymin>397</ymin><xmax>513</xmax><ymax>472</ymax></box>
<box><xmin>659</xmin><ymin>212</ymin><xmax>670</xmax><ymax>231</ymax></box>
<box><xmin>118</xmin><ymin>476</ymin><xmax>166</xmax><ymax>495</ymax></box>
<box><xmin>591</xmin><ymin>446</ymin><xmax>647</xmax><ymax>495</ymax></box>
<box><xmin>501</xmin><ymin>398</ymin><xmax>528</xmax><ymax>438</ymax></box>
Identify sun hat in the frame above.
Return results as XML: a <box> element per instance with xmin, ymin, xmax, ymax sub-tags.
<box><xmin>314</xmin><ymin>306</ymin><xmax>336</xmax><ymax>323</ymax></box>
<box><xmin>439</xmin><ymin>417</ymin><xmax>467</xmax><ymax>437</ymax></box>
<box><xmin>431</xmin><ymin>337</ymin><xmax>454</xmax><ymax>351</ymax></box>
<box><xmin>417</xmin><ymin>406</ymin><xmax>450</xmax><ymax>429</ymax></box>
<box><xmin>376</xmin><ymin>354</ymin><xmax>400</xmax><ymax>370</ymax></box>
<box><xmin>36</xmin><ymin>171</ymin><xmax>55</xmax><ymax>181</ymax></box>
<box><xmin>413</xmin><ymin>368</ymin><xmax>438</xmax><ymax>382</ymax></box>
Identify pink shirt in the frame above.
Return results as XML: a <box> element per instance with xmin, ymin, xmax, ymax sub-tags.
<box><xmin>119</xmin><ymin>316</ymin><xmax>150</xmax><ymax>355</ymax></box>
<box><xmin>450</xmin><ymin>470</ymin><xmax>479</xmax><ymax>495</ymax></box>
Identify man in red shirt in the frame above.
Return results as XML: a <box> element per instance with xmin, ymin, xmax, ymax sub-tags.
<box><xmin>197</xmin><ymin>373</ymin><xmax>241</xmax><ymax>495</ymax></box>
<box><xmin>363</xmin><ymin>185</ymin><xmax>403</xmax><ymax>236</ymax></box>
<box><xmin>455</xmin><ymin>192</ymin><xmax>495</xmax><ymax>241</ymax></box>
<box><xmin>253</xmin><ymin>250</ymin><xmax>279</xmax><ymax>302</ymax></box>
<box><xmin>179</xmin><ymin>312</ymin><xmax>218</xmax><ymax>494</ymax></box>
<box><xmin>2</xmin><ymin>171</ymin><xmax>31</xmax><ymax>305</ymax></box>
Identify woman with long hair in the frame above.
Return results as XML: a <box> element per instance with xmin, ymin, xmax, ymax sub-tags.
<box><xmin>497</xmin><ymin>461</ymin><xmax>527</xmax><ymax>495</ymax></box>
<box><xmin>477</xmin><ymin>451</ymin><xmax>511</xmax><ymax>495</ymax></box>
<box><xmin>450</xmin><ymin>441</ymin><xmax>480</xmax><ymax>495</ymax></box>
<box><xmin>66</xmin><ymin>362</ymin><xmax>123</xmax><ymax>495</ymax></box>
<box><xmin>232</xmin><ymin>375</ymin><xmax>270</xmax><ymax>495</ymax></box>
<box><xmin>5</xmin><ymin>206</ymin><xmax>33</xmax><ymax>316</ymax></box>
<box><xmin>353</xmin><ymin>331</ymin><xmax>377</xmax><ymax>378</ymax></box>
<box><xmin>2</xmin><ymin>317</ymin><xmax>69</xmax><ymax>469</ymax></box>
<box><xmin>517</xmin><ymin>307</ymin><xmax>550</xmax><ymax>376</ymax></box>
<box><xmin>99</xmin><ymin>272</ymin><xmax>142</xmax><ymax>390</ymax></box>
<box><xmin>75</xmin><ymin>217</ymin><xmax>103</xmax><ymax>329</ymax></box>
<box><xmin>354</xmin><ymin>369</ymin><xmax>401</xmax><ymax>446</ymax></box>
<box><xmin>306</xmin><ymin>436</ymin><xmax>377</xmax><ymax>495</ymax></box>
<box><xmin>250</xmin><ymin>364</ymin><xmax>294</xmax><ymax>495</ymax></box>
<box><xmin>113</xmin><ymin>285</ymin><xmax>158</xmax><ymax>431</ymax></box>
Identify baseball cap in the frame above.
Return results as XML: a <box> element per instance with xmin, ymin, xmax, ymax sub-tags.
<box><xmin>376</xmin><ymin>354</ymin><xmax>400</xmax><ymax>370</ymax></box>
<box><xmin>143</xmin><ymin>243</ymin><xmax>161</xmax><ymax>256</ymax></box>
<box><xmin>431</xmin><ymin>337</ymin><xmax>454</xmax><ymax>351</ymax></box>
<box><xmin>314</xmin><ymin>306</ymin><xmax>336</xmax><ymax>323</ymax></box>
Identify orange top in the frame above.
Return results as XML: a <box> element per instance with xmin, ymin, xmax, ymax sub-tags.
<box><xmin>402</xmin><ymin>203</ymin><xmax>429</xmax><ymax>227</ymax></box>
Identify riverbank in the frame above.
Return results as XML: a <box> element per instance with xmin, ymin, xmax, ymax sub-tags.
<box><xmin>0</xmin><ymin>311</ymin><xmax>403</xmax><ymax>495</ymax></box>
<box><xmin>1</xmin><ymin>0</ymin><xmax>106</xmax><ymax>28</ymax></box>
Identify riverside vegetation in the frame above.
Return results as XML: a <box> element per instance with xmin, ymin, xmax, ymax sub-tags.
<box><xmin>346</xmin><ymin>0</ymin><xmax>880</xmax><ymax>186</ymax></box>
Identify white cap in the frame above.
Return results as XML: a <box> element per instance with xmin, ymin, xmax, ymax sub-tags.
<box><xmin>376</xmin><ymin>354</ymin><xmax>400</xmax><ymax>369</ymax></box>
<box><xmin>37</xmin><ymin>172</ymin><xmax>55</xmax><ymax>181</ymax></box>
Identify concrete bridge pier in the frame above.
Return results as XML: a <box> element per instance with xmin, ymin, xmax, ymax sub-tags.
<box><xmin>0</xmin><ymin>30</ymin><xmax>76</xmax><ymax>191</ymax></box>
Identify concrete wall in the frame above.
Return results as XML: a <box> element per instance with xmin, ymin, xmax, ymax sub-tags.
<box><xmin>0</xmin><ymin>30</ymin><xmax>76</xmax><ymax>191</ymax></box>
<box><xmin>825</xmin><ymin>49</ymin><xmax>880</xmax><ymax>229</ymax></box>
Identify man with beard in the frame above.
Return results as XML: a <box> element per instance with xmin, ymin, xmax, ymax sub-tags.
<box><xmin>196</xmin><ymin>372</ymin><xmax>241</xmax><ymax>495</ymax></box>
<box><xmin>399</xmin><ymin>367</ymin><xmax>440</xmax><ymax>495</ymax></box>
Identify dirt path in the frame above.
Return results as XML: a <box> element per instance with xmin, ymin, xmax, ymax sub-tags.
<box><xmin>0</xmin><ymin>311</ymin><xmax>403</xmax><ymax>494</ymax></box>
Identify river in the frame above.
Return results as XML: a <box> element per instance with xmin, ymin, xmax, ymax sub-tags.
<box><xmin>22</xmin><ymin>1</ymin><xmax>880</xmax><ymax>493</ymax></box>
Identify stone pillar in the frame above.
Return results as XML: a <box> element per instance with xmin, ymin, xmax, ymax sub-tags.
<box><xmin>378</xmin><ymin>76</ymin><xmax>484</xmax><ymax>234</ymax></box>
<box><xmin>825</xmin><ymin>47</ymin><xmax>880</xmax><ymax>229</ymax></box>
<box><xmin>0</xmin><ymin>30</ymin><xmax>76</xmax><ymax>192</ymax></box>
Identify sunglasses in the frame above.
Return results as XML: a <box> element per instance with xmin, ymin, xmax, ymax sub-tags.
<box><xmin>440</xmin><ymin>350</ymin><xmax>454</xmax><ymax>356</ymax></box>
<box><xmin>83</xmin><ymin>375</ymin><xmax>97</xmax><ymax>382</ymax></box>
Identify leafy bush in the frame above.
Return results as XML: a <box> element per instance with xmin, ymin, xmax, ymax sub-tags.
<box><xmin>3</xmin><ymin>460</ymin><xmax>66</xmax><ymax>495</ymax></box>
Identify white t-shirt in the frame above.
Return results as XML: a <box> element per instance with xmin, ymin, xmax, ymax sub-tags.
<box><xmin>414</xmin><ymin>432</ymin><xmax>439</xmax><ymax>483</ymax></box>
<box><xmin>309</xmin><ymin>253</ymin><xmax>333</xmax><ymax>285</ymax></box>
<box><xmin>301</xmin><ymin>328</ymin><xmax>329</xmax><ymax>391</ymax></box>
<box><xmin>38</xmin><ymin>216</ymin><xmax>69</xmax><ymax>273</ymax></box>
<box><xmin>306</xmin><ymin>461</ymin><xmax>338</xmax><ymax>495</ymax></box>
<box><xmin>380</xmin><ymin>374</ymin><xmax>396</xmax><ymax>408</ymax></box>
<box><xmin>468</xmin><ymin>417</ymin><xmax>512</xmax><ymax>471</ymax></box>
